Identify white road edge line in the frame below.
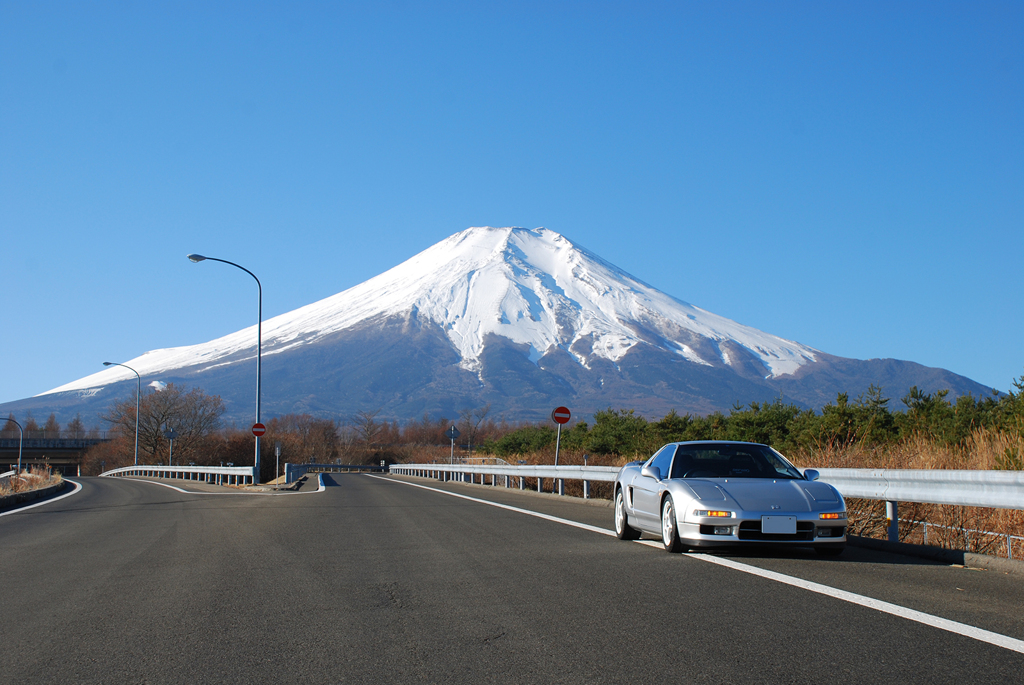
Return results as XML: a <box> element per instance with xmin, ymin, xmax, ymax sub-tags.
<box><xmin>126</xmin><ymin>473</ymin><xmax>327</xmax><ymax>495</ymax></box>
<box><xmin>370</xmin><ymin>474</ymin><xmax>1024</xmax><ymax>655</ymax></box>
<box><xmin>0</xmin><ymin>479</ymin><xmax>83</xmax><ymax>517</ymax></box>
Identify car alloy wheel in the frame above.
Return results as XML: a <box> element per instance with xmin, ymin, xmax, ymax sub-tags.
<box><xmin>661</xmin><ymin>496</ymin><xmax>684</xmax><ymax>553</ymax></box>
<box><xmin>615</xmin><ymin>489</ymin><xmax>640</xmax><ymax>540</ymax></box>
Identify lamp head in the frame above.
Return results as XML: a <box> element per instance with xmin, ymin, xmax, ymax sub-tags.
<box><xmin>103</xmin><ymin>362</ymin><xmax>114</xmax><ymax>366</ymax></box>
<box><xmin>187</xmin><ymin>254</ymin><xmax>206</xmax><ymax>263</ymax></box>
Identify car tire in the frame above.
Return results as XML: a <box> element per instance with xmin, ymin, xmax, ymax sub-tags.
<box><xmin>614</xmin><ymin>489</ymin><xmax>641</xmax><ymax>540</ymax></box>
<box><xmin>815</xmin><ymin>543</ymin><xmax>846</xmax><ymax>557</ymax></box>
<box><xmin>661</xmin><ymin>496</ymin><xmax>685</xmax><ymax>553</ymax></box>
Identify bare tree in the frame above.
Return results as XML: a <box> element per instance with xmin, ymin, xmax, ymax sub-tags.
<box><xmin>459</xmin><ymin>403</ymin><xmax>491</xmax><ymax>457</ymax></box>
<box><xmin>42</xmin><ymin>414</ymin><xmax>60</xmax><ymax>439</ymax></box>
<box><xmin>335</xmin><ymin>420</ymin><xmax>358</xmax><ymax>461</ymax></box>
<box><xmin>2</xmin><ymin>414</ymin><xmax>17</xmax><ymax>438</ymax></box>
<box><xmin>64</xmin><ymin>414</ymin><xmax>86</xmax><ymax>439</ymax></box>
<box><xmin>102</xmin><ymin>383</ymin><xmax>224</xmax><ymax>464</ymax></box>
<box><xmin>353</xmin><ymin>409</ymin><xmax>384</xmax><ymax>446</ymax></box>
<box><xmin>266</xmin><ymin>414</ymin><xmax>339</xmax><ymax>465</ymax></box>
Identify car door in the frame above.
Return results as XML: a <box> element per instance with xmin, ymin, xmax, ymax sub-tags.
<box><xmin>631</xmin><ymin>444</ymin><xmax>676</xmax><ymax>530</ymax></box>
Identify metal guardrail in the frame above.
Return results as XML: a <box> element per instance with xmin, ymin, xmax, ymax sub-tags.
<box><xmin>389</xmin><ymin>463</ymin><xmax>619</xmax><ymax>497</ymax></box>
<box><xmin>100</xmin><ymin>464</ymin><xmax>257</xmax><ymax>485</ymax></box>
<box><xmin>814</xmin><ymin>468</ymin><xmax>1024</xmax><ymax>510</ymax></box>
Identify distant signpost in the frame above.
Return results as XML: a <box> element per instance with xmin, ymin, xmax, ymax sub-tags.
<box><xmin>550</xmin><ymin>407</ymin><xmax>571</xmax><ymax>465</ymax></box>
<box><xmin>252</xmin><ymin>423</ymin><xmax>266</xmax><ymax>437</ymax></box>
<box><xmin>445</xmin><ymin>425</ymin><xmax>461</xmax><ymax>464</ymax></box>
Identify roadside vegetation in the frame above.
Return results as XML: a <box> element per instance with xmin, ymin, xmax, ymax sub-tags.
<box><xmin>0</xmin><ymin>465</ymin><xmax>63</xmax><ymax>497</ymax></box>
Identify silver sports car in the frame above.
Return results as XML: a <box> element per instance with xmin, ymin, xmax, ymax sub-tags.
<box><xmin>613</xmin><ymin>441</ymin><xmax>847</xmax><ymax>555</ymax></box>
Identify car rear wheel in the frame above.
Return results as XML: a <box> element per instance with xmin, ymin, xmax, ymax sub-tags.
<box><xmin>614</xmin><ymin>489</ymin><xmax>641</xmax><ymax>540</ymax></box>
<box><xmin>661</xmin><ymin>496</ymin><xmax>685</xmax><ymax>553</ymax></box>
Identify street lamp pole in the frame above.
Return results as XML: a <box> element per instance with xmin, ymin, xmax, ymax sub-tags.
<box><xmin>103</xmin><ymin>361</ymin><xmax>141</xmax><ymax>466</ymax></box>
<box><xmin>187</xmin><ymin>254</ymin><xmax>262</xmax><ymax>482</ymax></box>
<box><xmin>4</xmin><ymin>417</ymin><xmax>24</xmax><ymax>475</ymax></box>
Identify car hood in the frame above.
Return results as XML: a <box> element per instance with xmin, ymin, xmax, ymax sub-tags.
<box><xmin>683</xmin><ymin>478</ymin><xmax>840</xmax><ymax>513</ymax></box>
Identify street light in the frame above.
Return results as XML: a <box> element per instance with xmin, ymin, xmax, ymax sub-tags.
<box><xmin>187</xmin><ymin>253</ymin><xmax>262</xmax><ymax>482</ymax></box>
<box><xmin>4</xmin><ymin>417</ymin><xmax>23</xmax><ymax>475</ymax></box>
<box><xmin>103</xmin><ymin>361</ymin><xmax>141</xmax><ymax>466</ymax></box>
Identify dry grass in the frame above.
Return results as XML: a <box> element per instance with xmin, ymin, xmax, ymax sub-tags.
<box><xmin>781</xmin><ymin>431</ymin><xmax>1024</xmax><ymax>559</ymax></box>
<box><xmin>0</xmin><ymin>466</ymin><xmax>63</xmax><ymax>496</ymax></box>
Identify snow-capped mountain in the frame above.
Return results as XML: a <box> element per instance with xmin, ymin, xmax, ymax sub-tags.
<box><xmin>3</xmin><ymin>227</ymin><xmax>994</xmax><ymax>424</ymax></box>
<box><xmin>50</xmin><ymin>227</ymin><xmax>818</xmax><ymax>393</ymax></box>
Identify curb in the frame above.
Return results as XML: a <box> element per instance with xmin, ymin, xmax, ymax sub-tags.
<box><xmin>0</xmin><ymin>480</ymin><xmax>67</xmax><ymax>512</ymax></box>
<box><xmin>849</xmin><ymin>535</ymin><xmax>1024</xmax><ymax>575</ymax></box>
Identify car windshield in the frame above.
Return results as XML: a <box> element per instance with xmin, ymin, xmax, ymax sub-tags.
<box><xmin>670</xmin><ymin>444</ymin><xmax>803</xmax><ymax>480</ymax></box>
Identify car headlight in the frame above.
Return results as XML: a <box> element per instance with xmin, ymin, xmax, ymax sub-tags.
<box><xmin>694</xmin><ymin>510</ymin><xmax>733</xmax><ymax>517</ymax></box>
<box><xmin>819</xmin><ymin>512</ymin><xmax>845</xmax><ymax>520</ymax></box>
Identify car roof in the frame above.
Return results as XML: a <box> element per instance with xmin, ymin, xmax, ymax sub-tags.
<box><xmin>668</xmin><ymin>440</ymin><xmax>770</xmax><ymax>447</ymax></box>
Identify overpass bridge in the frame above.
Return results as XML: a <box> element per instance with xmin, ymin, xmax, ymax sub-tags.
<box><xmin>0</xmin><ymin>438</ymin><xmax>108</xmax><ymax>475</ymax></box>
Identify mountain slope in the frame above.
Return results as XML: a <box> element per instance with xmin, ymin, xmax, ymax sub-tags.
<box><xmin>2</xmin><ymin>227</ymin><xmax>995</xmax><ymax>425</ymax></box>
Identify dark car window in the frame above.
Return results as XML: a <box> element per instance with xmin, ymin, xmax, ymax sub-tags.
<box><xmin>646</xmin><ymin>444</ymin><xmax>676</xmax><ymax>480</ymax></box>
<box><xmin>671</xmin><ymin>444</ymin><xmax>801</xmax><ymax>479</ymax></box>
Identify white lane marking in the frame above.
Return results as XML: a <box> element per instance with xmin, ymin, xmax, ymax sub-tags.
<box><xmin>372</xmin><ymin>475</ymin><xmax>1024</xmax><ymax>655</ymax></box>
<box><xmin>690</xmin><ymin>553</ymin><xmax>1024</xmax><ymax>654</ymax></box>
<box><xmin>0</xmin><ymin>479</ymin><xmax>83</xmax><ymax>517</ymax></box>
<box><xmin>125</xmin><ymin>473</ymin><xmax>327</xmax><ymax>495</ymax></box>
<box><xmin>366</xmin><ymin>475</ymin><xmax>613</xmax><ymax>537</ymax></box>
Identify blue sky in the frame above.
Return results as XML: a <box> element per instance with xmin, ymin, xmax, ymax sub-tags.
<box><xmin>1</xmin><ymin>2</ymin><xmax>1021</xmax><ymax>406</ymax></box>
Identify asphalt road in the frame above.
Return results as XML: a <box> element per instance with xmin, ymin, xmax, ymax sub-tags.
<box><xmin>2</xmin><ymin>474</ymin><xmax>1023</xmax><ymax>684</ymax></box>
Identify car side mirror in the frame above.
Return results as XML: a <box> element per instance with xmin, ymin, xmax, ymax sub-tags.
<box><xmin>641</xmin><ymin>465</ymin><xmax>662</xmax><ymax>481</ymax></box>
<box><xmin>803</xmin><ymin>469</ymin><xmax>820</xmax><ymax>481</ymax></box>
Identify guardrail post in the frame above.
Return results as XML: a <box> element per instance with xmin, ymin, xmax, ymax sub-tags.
<box><xmin>519</xmin><ymin>476</ymin><xmax>524</xmax><ymax>490</ymax></box>
<box><xmin>885</xmin><ymin>501</ymin><xmax>899</xmax><ymax>542</ymax></box>
<box><xmin>537</xmin><ymin>478</ymin><xmax>543</xmax><ymax>493</ymax></box>
<box><xmin>557</xmin><ymin>479</ymin><xmax>564</xmax><ymax>496</ymax></box>
<box><xmin>584</xmin><ymin>480</ymin><xmax>590</xmax><ymax>499</ymax></box>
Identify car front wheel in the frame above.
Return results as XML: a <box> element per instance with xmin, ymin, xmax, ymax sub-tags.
<box><xmin>661</xmin><ymin>496</ymin><xmax>685</xmax><ymax>553</ymax></box>
<box><xmin>615</xmin><ymin>489</ymin><xmax>641</xmax><ymax>540</ymax></box>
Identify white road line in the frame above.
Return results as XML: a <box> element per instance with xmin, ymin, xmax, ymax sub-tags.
<box><xmin>126</xmin><ymin>473</ymin><xmax>327</xmax><ymax>495</ymax></box>
<box><xmin>367</xmin><ymin>475</ymin><xmax>613</xmax><ymax>537</ymax></box>
<box><xmin>371</xmin><ymin>475</ymin><xmax>1024</xmax><ymax>655</ymax></box>
<box><xmin>0</xmin><ymin>479</ymin><xmax>83</xmax><ymax>517</ymax></box>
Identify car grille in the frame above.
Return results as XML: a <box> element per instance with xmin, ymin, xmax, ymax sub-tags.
<box><xmin>737</xmin><ymin>520</ymin><xmax>816</xmax><ymax>541</ymax></box>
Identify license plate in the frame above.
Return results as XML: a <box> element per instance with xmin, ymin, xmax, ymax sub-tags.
<box><xmin>762</xmin><ymin>515</ymin><xmax>796</xmax><ymax>534</ymax></box>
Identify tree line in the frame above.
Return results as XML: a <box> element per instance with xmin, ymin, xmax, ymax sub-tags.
<box><xmin>2</xmin><ymin>412</ymin><xmax>98</xmax><ymax>440</ymax></box>
<box><xmin>64</xmin><ymin>386</ymin><xmax>513</xmax><ymax>481</ymax></box>
<box><xmin>10</xmin><ymin>370</ymin><xmax>1023</xmax><ymax>479</ymax></box>
<box><xmin>479</xmin><ymin>375</ymin><xmax>1024</xmax><ymax>469</ymax></box>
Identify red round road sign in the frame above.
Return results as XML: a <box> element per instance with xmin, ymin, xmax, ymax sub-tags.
<box><xmin>551</xmin><ymin>406</ymin><xmax>571</xmax><ymax>424</ymax></box>
<box><xmin>252</xmin><ymin>422</ymin><xmax>267</xmax><ymax>437</ymax></box>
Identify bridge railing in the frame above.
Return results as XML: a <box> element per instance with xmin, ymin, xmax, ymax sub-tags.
<box><xmin>285</xmin><ymin>463</ymin><xmax>387</xmax><ymax>483</ymax></box>
<box><xmin>100</xmin><ymin>464</ymin><xmax>256</xmax><ymax>485</ymax></box>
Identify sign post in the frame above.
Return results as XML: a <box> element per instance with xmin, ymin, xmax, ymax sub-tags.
<box><xmin>275</xmin><ymin>441</ymin><xmax>281</xmax><ymax>487</ymax></box>
<box><xmin>445</xmin><ymin>425</ymin><xmax>461</xmax><ymax>465</ymax></box>
<box><xmin>550</xmin><ymin>406</ymin><xmax>571</xmax><ymax>466</ymax></box>
<box><xmin>163</xmin><ymin>426</ymin><xmax>178</xmax><ymax>467</ymax></box>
